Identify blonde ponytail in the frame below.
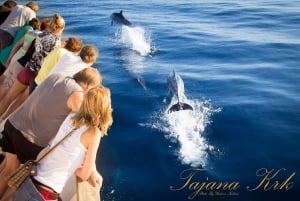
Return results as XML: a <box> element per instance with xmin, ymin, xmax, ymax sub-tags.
<box><xmin>49</xmin><ymin>13</ymin><xmax>65</xmax><ymax>32</ymax></box>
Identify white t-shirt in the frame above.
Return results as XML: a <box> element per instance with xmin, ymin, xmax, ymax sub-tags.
<box><xmin>49</xmin><ymin>52</ymin><xmax>88</xmax><ymax>77</ymax></box>
<box><xmin>0</xmin><ymin>5</ymin><xmax>36</xmax><ymax>37</ymax></box>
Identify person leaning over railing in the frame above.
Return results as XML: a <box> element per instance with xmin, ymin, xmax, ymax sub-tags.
<box><xmin>7</xmin><ymin>86</ymin><xmax>113</xmax><ymax>201</ymax></box>
<box><xmin>0</xmin><ymin>1</ymin><xmax>38</xmax><ymax>51</ymax></box>
<box><xmin>0</xmin><ymin>67</ymin><xmax>102</xmax><ymax>200</ymax></box>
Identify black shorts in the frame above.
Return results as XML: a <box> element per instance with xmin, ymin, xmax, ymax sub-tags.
<box><xmin>0</xmin><ymin>62</ymin><xmax>5</xmax><ymax>75</ymax></box>
<box><xmin>1</xmin><ymin>120</ymin><xmax>44</xmax><ymax>163</ymax></box>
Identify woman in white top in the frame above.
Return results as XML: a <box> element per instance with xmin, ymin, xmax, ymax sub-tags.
<box><xmin>9</xmin><ymin>86</ymin><xmax>113</xmax><ymax>201</ymax></box>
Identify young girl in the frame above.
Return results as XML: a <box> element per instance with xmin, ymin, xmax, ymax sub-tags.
<box><xmin>10</xmin><ymin>86</ymin><xmax>113</xmax><ymax>201</ymax></box>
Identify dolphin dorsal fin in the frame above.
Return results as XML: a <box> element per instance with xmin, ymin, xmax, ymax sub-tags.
<box><xmin>120</xmin><ymin>10</ymin><xmax>123</xmax><ymax>14</ymax></box>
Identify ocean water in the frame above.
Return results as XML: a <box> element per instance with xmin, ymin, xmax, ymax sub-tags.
<box><xmin>24</xmin><ymin>0</ymin><xmax>300</xmax><ymax>200</ymax></box>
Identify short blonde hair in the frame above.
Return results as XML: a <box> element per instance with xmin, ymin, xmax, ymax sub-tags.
<box><xmin>80</xmin><ymin>45</ymin><xmax>99</xmax><ymax>64</ymax></box>
<box><xmin>72</xmin><ymin>86</ymin><xmax>113</xmax><ymax>136</ymax></box>
<box><xmin>26</xmin><ymin>2</ymin><xmax>39</xmax><ymax>12</ymax></box>
<box><xmin>73</xmin><ymin>67</ymin><xmax>102</xmax><ymax>89</ymax></box>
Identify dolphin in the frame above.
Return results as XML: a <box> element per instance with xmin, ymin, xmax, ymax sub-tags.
<box><xmin>110</xmin><ymin>10</ymin><xmax>132</xmax><ymax>27</ymax></box>
<box><xmin>134</xmin><ymin>75</ymin><xmax>147</xmax><ymax>90</ymax></box>
<box><xmin>167</xmin><ymin>71</ymin><xmax>193</xmax><ymax>113</ymax></box>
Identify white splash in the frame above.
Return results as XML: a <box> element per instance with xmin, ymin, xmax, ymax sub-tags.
<box><xmin>151</xmin><ymin>98</ymin><xmax>220</xmax><ymax>167</ymax></box>
<box><xmin>120</xmin><ymin>25</ymin><xmax>151</xmax><ymax>56</ymax></box>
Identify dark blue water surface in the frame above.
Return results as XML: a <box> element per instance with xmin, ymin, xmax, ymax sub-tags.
<box><xmin>30</xmin><ymin>0</ymin><xmax>300</xmax><ymax>200</ymax></box>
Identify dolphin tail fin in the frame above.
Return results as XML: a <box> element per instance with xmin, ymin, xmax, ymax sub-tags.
<box><xmin>168</xmin><ymin>102</ymin><xmax>193</xmax><ymax>113</ymax></box>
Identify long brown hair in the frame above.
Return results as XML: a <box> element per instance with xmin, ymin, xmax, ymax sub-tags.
<box><xmin>72</xmin><ymin>86</ymin><xmax>113</xmax><ymax>136</ymax></box>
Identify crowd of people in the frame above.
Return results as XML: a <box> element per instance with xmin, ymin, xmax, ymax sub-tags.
<box><xmin>0</xmin><ymin>1</ymin><xmax>113</xmax><ymax>201</ymax></box>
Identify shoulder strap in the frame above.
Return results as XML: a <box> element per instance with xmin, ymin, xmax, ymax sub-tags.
<box><xmin>35</xmin><ymin>128</ymin><xmax>76</xmax><ymax>163</ymax></box>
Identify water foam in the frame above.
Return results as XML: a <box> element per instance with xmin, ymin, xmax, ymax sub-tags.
<box><xmin>120</xmin><ymin>26</ymin><xmax>152</xmax><ymax>56</ymax></box>
<box><xmin>152</xmin><ymin>97</ymin><xmax>220</xmax><ymax>167</ymax></box>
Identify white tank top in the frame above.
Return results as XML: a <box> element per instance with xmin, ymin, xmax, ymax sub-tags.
<box><xmin>34</xmin><ymin>113</ymin><xmax>87</xmax><ymax>193</ymax></box>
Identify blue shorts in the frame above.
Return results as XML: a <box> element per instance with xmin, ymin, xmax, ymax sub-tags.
<box><xmin>11</xmin><ymin>177</ymin><xmax>45</xmax><ymax>201</ymax></box>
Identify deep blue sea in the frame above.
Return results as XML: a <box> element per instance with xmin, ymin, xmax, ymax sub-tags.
<box><xmin>25</xmin><ymin>0</ymin><xmax>300</xmax><ymax>200</ymax></box>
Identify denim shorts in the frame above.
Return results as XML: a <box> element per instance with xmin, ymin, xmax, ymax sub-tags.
<box><xmin>11</xmin><ymin>177</ymin><xmax>45</xmax><ymax>201</ymax></box>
